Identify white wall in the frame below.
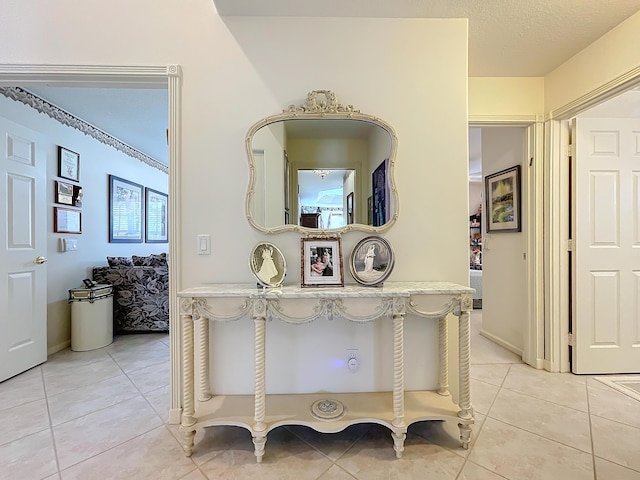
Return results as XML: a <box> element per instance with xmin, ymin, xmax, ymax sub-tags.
<box><xmin>0</xmin><ymin>4</ymin><xmax>469</xmax><ymax>395</ymax></box>
<box><xmin>469</xmin><ymin>77</ymin><xmax>544</xmax><ymax>118</ymax></box>
<box><xmin>545</xmin><ymin>10</ymin><xmax>640</xmax><ymax>113</ymax></box>
<box><xmin>481</xmin><ymin>127</ymin><xmax>527</xmax><ymax>353</ymax></box>
<box><xmin>0</xmin><ymin>95</ymin><xmax>168</xmax><ymax>352</ymax></box>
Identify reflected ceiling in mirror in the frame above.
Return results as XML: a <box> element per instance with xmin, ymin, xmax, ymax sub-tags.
<box><xmin>245</xmin><ymin>90</ymin><xmax>398</xmax><ymax>234</ymax></box>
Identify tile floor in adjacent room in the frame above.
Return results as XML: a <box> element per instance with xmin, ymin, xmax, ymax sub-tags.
<box><xmin>2</xmin><ymin>311</ymin><xmax>640</xmax><ymax>480</ymax></box>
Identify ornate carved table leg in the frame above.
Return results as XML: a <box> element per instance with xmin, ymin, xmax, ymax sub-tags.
<box><xmin>179</xmin><ymin>300</ymin><xmax>196</xmax><ymax>456</ymax></box>
<box><xmin>391</xmin><ymin>298</ymin><xmax>406</xmax><ymax>458</ymax></box>
<box><xmin>438</xmin><ymin>316</ymin><xmax>449</xmax><ymax>396</ymax></box>
<box><xmin>457</xmin><ymin>294</ymin><xmax>474</xmax><ymax>449</ymax></box>
<box><xmin>253</xmin><ymin>299</ymin><xmax>268</xmax><ymax>463</ymax></box>
<box><xmin>196</xmin><ymin>315</ymin><xmax>212</xmax><ymax>402</ymax></box>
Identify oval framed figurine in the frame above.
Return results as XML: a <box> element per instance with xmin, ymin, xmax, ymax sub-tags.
<box><xmin>349</xmin><ymin>236</ymin><xmax>395</xmax><ymax>287</ymax></box>
<box><xmin>250</xmin><ymin>242</ymin><xmax>287</xmax><ymax>287</ymax></box>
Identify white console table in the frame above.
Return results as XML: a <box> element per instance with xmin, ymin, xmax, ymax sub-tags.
<box><xmin>177</xmin><ymin>281</ymin><xmax>474</xmax><ymax>462</ymax></box>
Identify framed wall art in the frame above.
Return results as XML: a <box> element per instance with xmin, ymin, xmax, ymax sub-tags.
<box><xmin>349</xmin><ymin>236</ymin><xmax>395</xmax><ymax>287</ymax></box>
<box><xmin>145</xmin><ymin>187</ymin><xmax>168</xmax><ymax>243</ymax></box>
<box><xmin>250</xmin><ymin>242</ymin><xmax>287</xmax><ymax>287</ymax></box>
<box><xmin>301</xmin><ymin>237</ymin><xmax>343</xmax><ymax>287</ymax></box>
<box><xmin>55</xmin><ymin>180</ymin><xmax>83</xmax><ymax>207</ymax></box>
<box><xmin>372</xmin><ymin>159</ymin><xmax>389</xmax><ymax>227</ymax></box>
<box><xmin>58</xmin><ymin>146</ymin><xmax>80</xmax><ymax>182</ymax></box>
<box><xmin>54</xmin><ymin>207</ymin><xmax>82</xmax><ymax>234</ymax></box>
<box><xmin>109</xmin><ymin>175</ymin><xmax>143</xmax><ymax>243</ymax></box>
<box><xmin>485</xmin><ymin>165</ymin><xmax>521</xmax><ymax>233</ymax></box>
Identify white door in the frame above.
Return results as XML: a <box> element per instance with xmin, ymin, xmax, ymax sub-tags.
<box><xmin>0</xmin><ymin>117</ymin><xmax>47</xmax><ymax>382</ymax></box>
<box><xmin>572</xmin><ymin>117</ymin><xmax>640</xmax><ymax>374</ymax></box>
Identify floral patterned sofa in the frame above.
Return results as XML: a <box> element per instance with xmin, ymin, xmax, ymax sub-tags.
<box><xmin>92</xmin><ymin>254</ymin><xmax>169</xmax><ymax>333</ymax></box>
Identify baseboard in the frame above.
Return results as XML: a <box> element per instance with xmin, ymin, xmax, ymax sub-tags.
<box><xmin>169</xmin><ymin>408</ymin><xmax>182</xmax><ymax>425</ymax></box>
<box><xmin>479</xmin><ymin>329</ymin><xmax>523</xmax><ymax>358</ymax></box>
<box><xmin>48</xmin><ymin>340</ymin><xmax>70</xmax><ymax>356</ymax></box>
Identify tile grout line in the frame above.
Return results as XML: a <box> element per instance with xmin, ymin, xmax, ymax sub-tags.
<box><xmin>40</xmin><ymin>365</ymin><xmax>63</xmax><ymax>479</ymax></box>
<box><xmin>586</xmin><ymin>378</ymin><xmax>597</xmax><ymax>480</ymax></box>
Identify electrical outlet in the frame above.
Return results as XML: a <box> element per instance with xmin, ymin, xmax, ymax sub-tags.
<box><xmin>346</xmin><ymin>349</ymin><xmax>359</xmax><ymax>372</ymax></box>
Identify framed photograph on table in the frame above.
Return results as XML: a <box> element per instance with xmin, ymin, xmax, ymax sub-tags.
<box><xmin>145</xmin><ymin>188</ymin><xmax>168</xmax><ymax>243</ymax></box>
<box><xmin>301</xmin><ymin>237</ymin><xmax>344</xmax><ymax>287</ymax></box>
<box><xmin>349</xmin><ymin>236</ymin><xmax>395</xmax><ymax>287</ymax></box>
<box><xmin>109</xmin><ymin>175</ymin><xmax>143</xmax><ymax>243</ymax></box>
<box><xmin>58</xmin><ymin>146</ymin><xmax>80</xmax><ymax>182</ymax></box>
<box><xmin>485</xmin><ymin>165</ymin><xmax>521</xmax><ymax>233</ymax></box>
<box><xmin>250</xmin><ymin>241</ymin><xmax>287</xmax><ymax>288</ymax></box>
<box><xmin>54</xmin><ymin>207</ymin><xmax>82</xmax><ymax>234</ymax></box>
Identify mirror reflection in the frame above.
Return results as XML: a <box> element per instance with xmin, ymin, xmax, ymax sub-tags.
<box><xmin>246</xmin><ymin>90</ymin><xmax>398</xmax><ymax>234</ymax></box>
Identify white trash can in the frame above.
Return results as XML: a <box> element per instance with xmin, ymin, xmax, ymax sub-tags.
<box><xmin>69</xmin><ymin>284</ymin><xmax>114</xmax><ymax>351</ymax></box>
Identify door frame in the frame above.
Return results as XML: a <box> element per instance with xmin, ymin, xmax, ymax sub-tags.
<box><xmin>545</xmin><ymin>67</ymin><xmax>640</xmax><ymax>372</ymax></box>
<box><xmin>468</xmin><ymin>116</ymin><xmax>545</xmax><ymax>369</ymax></box>
<box><xmin>0</xmin><ymin>64</ymin><xmax>183</xmax><ymax>423</ymax></box>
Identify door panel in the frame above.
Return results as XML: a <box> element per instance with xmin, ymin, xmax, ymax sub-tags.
<box><xmin>0</xmin><ymin>118</ymin><xmax>47</xmax><ymax>382</ymax></box>
<box><xmin>572</xmin><ymin>117</ymin><xmax>640</xmax><ymax>373</ymax></box>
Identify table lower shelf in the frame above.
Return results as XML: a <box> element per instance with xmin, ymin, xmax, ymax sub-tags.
<box><xmin>191</xmin><ymin>390</ymin><xmax>470</xmax><ymax>433</ymax></box>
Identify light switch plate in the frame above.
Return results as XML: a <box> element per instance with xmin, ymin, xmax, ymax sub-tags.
<box><xmin>197</xmin><ymin>234</ymin><xmax>211</xmax><ymax>255</ymax></box>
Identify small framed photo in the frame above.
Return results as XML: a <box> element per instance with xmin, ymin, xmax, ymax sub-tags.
<box><xmin>58</xmin><ymin>146</ymin><xmax>80</xmax><ymax>182</ymax></box>
<box><xmin>54</xmin><ymin>207</ymin><xmax>82</xmax><ymax>234</ymax></box>
<box><xmin>250</xmin><ymin>242</ymin><xmax>287</xmax><ymax>287</ymax></box>
<box><xmin>349</xmin><ymin>236</ymin><xmax>395</xmax><ymax>286</ymax></box>
<box><xmin>55</xmin><ymin>181</ymin><xmax>83</xmax><ymax>207</ymax></box>
<box><xmin>485</xmin><ymin>165</ymin><xmax>521</xmax><ymax>233</ymax></box>
<box><xmin>301</xmin><ymin>237</ymin><xmax>343</xmax><ymax>287</ymax></box>
<box><xmin>145</xmin><ymin>188</ymin><xmax>168</xmax><ymax>243</ymax></box>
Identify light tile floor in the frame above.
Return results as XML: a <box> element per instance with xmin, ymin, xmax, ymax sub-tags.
<box><xmin>2</xmin><ymin>311</ymin><xmax>640</xmax><ymax>479</ymax></box>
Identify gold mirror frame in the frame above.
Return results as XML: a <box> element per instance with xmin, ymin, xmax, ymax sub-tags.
<box><xmin>245</xmin><ymin>90</ymin><xmax>399</xmax><ymax>235</ymax></box>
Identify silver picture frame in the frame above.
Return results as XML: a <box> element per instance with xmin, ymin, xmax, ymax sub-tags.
<box><xmin>250</xmin><ymin>242</ymin><xmax>287</xmax><ymax>288</ymax></box>
<box><xmin>349</xmin><ymin>236</ymin><xmax>395</xmax><ymax>286</ymax></box>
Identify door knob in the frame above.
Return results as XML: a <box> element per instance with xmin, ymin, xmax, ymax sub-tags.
<box><xmin>34</xmin><ymin>256</ymin><xmax>48</xmax><ymax>264</ymax></box>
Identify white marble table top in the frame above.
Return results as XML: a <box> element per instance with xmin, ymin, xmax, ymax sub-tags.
<box><xmin>178</xmin><ymin>281</ymin><xmax>474</xmax><ymax>299</ymax></box>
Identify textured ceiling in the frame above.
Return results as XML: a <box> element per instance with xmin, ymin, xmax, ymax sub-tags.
<box><xmin>212</xmin><ymin>0</ymin><xmax>640</xmax><ymax>77</ymax></box>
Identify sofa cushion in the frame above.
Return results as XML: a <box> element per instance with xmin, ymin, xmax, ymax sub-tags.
<box><xmin>107</xmin><ymin>256</ymin><xmax>133</xmax><ymax>267</ymax></box>
<box><xmin>132</xmin><ymin>253</ymin><xmax>167</xmax><ymax>267</ymax></box>
<box><xmin>92</xmin><ymin>265</ymin><xmax>169</xmax><ymax>333</ymax></box>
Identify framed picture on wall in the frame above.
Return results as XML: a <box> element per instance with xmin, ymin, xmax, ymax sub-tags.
<box><xmin>54</xmin><ymin>207</ymin><xmax>82</xmax><ymax>234</ymax></box>
<box><xmin>145</xmin><ymin>188</ymin><xmax>168</xmax><ymax>243</ymax></box>
<box><xmin>372</xmin><ymin>159</ymin><xmax>389</xmax><ymax>227</ymax></box>
<box><xmin>109</xmin><ymin>175</ymin><xmax>143</xmax><ymax>243</ymax></box>
<box><xmin>58</xmin><ymin>146</ymin><xmax>80</xmax><ymax>182</ymax></box>
<box><xmin>485</xmin><ymin>165</ymin><xmax>521</xmax><ymax>233</ymax></box>
<box><xmin>55</xmin><ymin>181</ymin><xmax>83</xmax><ymax>207</ymax></box>
<box><xmin>301</xmin><ymin>237</ymin><xmax>344</xmax><ymax>287</ymax></box>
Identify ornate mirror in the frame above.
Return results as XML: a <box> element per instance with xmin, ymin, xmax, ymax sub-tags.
<box><xmin>246</xmin><ymin>90</ymin><xmax>398</xmax><ymax>234</ymax></box>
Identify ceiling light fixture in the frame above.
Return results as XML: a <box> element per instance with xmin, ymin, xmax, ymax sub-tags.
<box><xmin>312</xmin><ymin>169</ymin><xmax>331</xmax><ymax>179</ymax></box>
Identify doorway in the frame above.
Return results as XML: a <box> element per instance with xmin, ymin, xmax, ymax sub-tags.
<box><xmin>467</xmin><ymin>123</ymin><xmax>543</xmax><ymax>369</ymax></box>
<box><xmin>0</xmin><ymin>64</ymin><xmax>183</xmax><ymax>423</ymax></box>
